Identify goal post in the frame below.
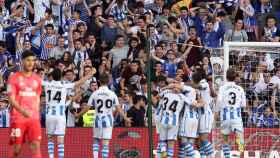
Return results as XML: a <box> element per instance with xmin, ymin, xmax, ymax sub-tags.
<box><xmin>211</xmin><ymin>41</ymin><xmax>280</xmax><ymax>157</ymax></box>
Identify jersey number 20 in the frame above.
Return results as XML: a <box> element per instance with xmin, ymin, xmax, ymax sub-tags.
<box><xmin>96</xmin><ymin>99</ymin><xmax>113</xmax><ymax>113</ymax></box>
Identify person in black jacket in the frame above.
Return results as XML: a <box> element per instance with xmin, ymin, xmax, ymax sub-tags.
<box><xmin>126</xmin><ymin>95</ymin><xmax>146</xmax><ymax>127</ymax></box>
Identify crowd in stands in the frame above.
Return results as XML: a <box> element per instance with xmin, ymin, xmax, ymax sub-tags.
<box><xmin>0</xmin><ymin>0</ymin><xmax>280</xmax><ymax>128</ymax></box>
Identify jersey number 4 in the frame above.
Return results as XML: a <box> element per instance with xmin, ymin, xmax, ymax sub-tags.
<box><xmin>162</xmin><ymin>97</ymin><xmax>178</xmax><ymax>112</ymax></box>
<box><xmin>96</xmin><ymin>99</ymin><xmax>113</xmax><ymax>113</ymax></box>
<box><xmin>47</xmin><ymin>90</ymin><xmax>62</xmax><ymax>103</ymax></box>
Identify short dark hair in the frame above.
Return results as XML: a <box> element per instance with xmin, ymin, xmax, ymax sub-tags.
<box><xmin>226</xmin><ymin>68</ymin><xmax>237</xmax><ymax>81</ymax></box>
<box><xmin>51</xmin><ymin>68</ymin><xmax>62</xmax><ymax>81</ymax></box>
<box><xmin>188</xmin><ymin>26</ymin><xmax>196</xmax><ymax>31</ymax></box>
<box><xmin>45</xmin><ymin>8</ymin><xmax>52</xmax><ymax>15</ymax></box>
<box><xmin>63</xmin><ymin>69</ymin><xmax>74</xmax><ymax>76</ymax></box>
<box><xmin>0</xmin><ymin>41</ymin><xmax>5</xmax><ymax>48</ymax></box>
<box><xmin>45</xmin><ymin>24</ymin><xmax>54</xmax><ymax>29</ymax></box>
<box><xmin>21</xmin><ymin>50</ymin><xmax>35</xmax><ymax>59</ymax></box>
<box><xmin>74</xmin><ymin>10</ymin><xmax>81</xmax><ymax>15</ymax></box>
<box><xmin>191</xmin><ymin>69</ymin><xmax>205</xmax><ymax>83</ymax></box>
<box><xmin>180</xmin><ymin>6</ymin><xmax>188</xmax><ymax>11</ymax></box>
<box><xmin>133</xmin><ymin>95</ymin><xmax>146</xmax><ymax>104</ymax></box>
<box><xmin>99</xmin><ymin>73</ymin><xmax>109</xmax><ymax>85</ymax></box>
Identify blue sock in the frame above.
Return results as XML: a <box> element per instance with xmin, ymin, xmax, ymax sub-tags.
<box><xmin>48</xmin><ymin>141</ymin><xmax>54</xmax><ymax>158</ymax></box>
<box><xmin>222</xmin><ymin>144</ymin><xmax>231</xmax><ymax>158</ymax></box>
<box><xmin>167</xmin><ymin>147</ymin><xmax>174</xmax><ymax>158</ymax></box>
<box><xmin>185</xmin><ymin>143</ymin><xmax>195</xmax><ymax>158</ymax></box>
<box><xmin>178</xmin><ymin>142</ymin><xmax>187</xmax><ymax>158</ymax></box>
<box><xmin>102</xmin><ymin>145</ymin><xmax>109</xmax><ymax>158</ymax></box>
<box><xmin>157</xmin><ymin>141</ymin><xmax>162</xmax><ymax>157</ymax></box>
<box><xmin>201</xmin><ymin>140</ymin><xmax>214</xmax><ymax>156</ymax></box>
<box><xmin>58</xmin><ymin>143</ymin><xmax>64</xmax><ymax>158</ymax></box>
<box><xmin>93</xmin><ymin>139</ymin><xmax>99</xmax><ymax>158</ymax></box>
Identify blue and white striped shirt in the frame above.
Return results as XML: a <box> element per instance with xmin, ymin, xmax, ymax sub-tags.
<box><xmin>159</xmin><ymin>91</ymin><xmax>186</xmax><ymax>126</ymax></box>
<box><xmin>40</xmin><ymin>34</ymin><xmax>57</xmax><ymax>60</ymax></box>
<box><xmin>217</xmin><ymin>82</ymin><xmax>246</xmax><ymax>121</ymax></box>
<box><xmin>0</xmin><ymin>107</ymin><xmax>10</xmax><ymax>127</ymax></box>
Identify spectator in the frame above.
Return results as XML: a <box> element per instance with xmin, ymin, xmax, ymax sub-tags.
<box><xmin>0</xmin><ymin>96</ymin><xmax>9</xmax><ymax>127</ymax></box>
<box><xmin>152</xmin><ymin>49</ymin><xmax>183</xmax><ymax>78</ymax></box>
<box><xmin>127</xmin><ymin>37</ymin><xmax>141</xmax><ymax>61</ymax></box>
<box><xmin>87</xmin><ymin>5</ymin><xmax>105</xmax><ymax>38</ymax></box>
<box><xmin>181</xmin><ymin>26</ymin><xmax>202</xmax><ymax>68</ymax></box>
<box><xmin>72</xmin><ymin>38</ymin><xmax>89</xmax><ymax>69</ymax></box>
<box><xmin>108</xmin><ymin>0</ymin><xmax>132</xmax><ymax>22</ymax></box>
<box><xmin>240</xmin><ymin>0</ymin><xmax>258</xmax><ymax>41</ymax></box>
<box><xmin>257</xmin><ymin>106</ymin><xmax>279</xmax><ymax>128</ymax></box>
<box><xmin>120</xmin><ymin>60</ymin><xmax>144</xmax><ymax>91</ymax></box>
<box><xmin>39</xmin><ymin>24</ymin><xmax>57</xmax><ymax>60</ymax></box>
<box><xmin>73</xmin><ymin>0</ymin><xmax>92</xmax><ymax>23</ymax></box>
<box><xmin>224</xmin><ymin>18</ymin><xmax>248</xmax><ymax>42</ymax></box>
<box><xmin>126</xmin><ymin>95</ymin><xmax>146</xmax><ymax>127</ymax></box>
<box><xmin>100</xmin><ymin>15</ymin><xmax>118</xmax><ymax>45</ymax></box>
<box><xmin>261</xmin><ymin>15</ymin><xmax>280</xmax><ymax>42</ymax></box>
<box><xmin>109</xmin><ymin>35</ymin><xmax>129</xmax><ymax>69</ymax></box>
<box><xmin>201</xmin><ymin>18</ymin><xmax>225</xmax><ymax>48</ymax></box>
<box><xmin>50</xmin><ymin>36</ymin><xmax>67</xmax><ymax>60</ymax></box>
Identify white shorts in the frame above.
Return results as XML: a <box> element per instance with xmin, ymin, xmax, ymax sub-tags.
<box><xmin>179</xmin><ymin>117</ymin><xmax>198</xmax><ymax>138</ymax></box>
<box><xmin>221</xmin><ymin>119</ymin><xmax>243</xmax><ymax>135</ymax></box>
<box><xmin>159</xmin><ymin>124</ymin><xmax>179</xmax><ymax>141</ymax></box>
<box><xmin>155</xmin><ymin>117</ymin><xmax>161</xmax><ymax>134</ymax></box>
<box><xmin>198</xmin><ymin>111</ymin><xmax>214</xmax><ymax>134</ymax></box>
<box><xmin>46</xmin><ymin>116</ymin><xmax>66</xmax><ymax>135</ymax></box>
<box><xmin>93</xmin><ymin>127</ymin><xmax>113</xmax><ymax>139</ymax></box>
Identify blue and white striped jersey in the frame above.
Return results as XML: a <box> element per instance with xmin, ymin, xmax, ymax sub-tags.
<box><xmin>43</xmin><ymin>80</ymin><xmax>75</xmax><ymax>117</ymax></box>
<box><xmin>87</xmin><ymin>86</ymin><xmax>119</xmax><ymax>128</ymax></box>
<box><xmin>0</xmin><ymin>107</ymin><xmax>9</xmax><ymax>127</ymax></box>
<box><xmin>217</xmin><ymin>82</ymin><xmax>246</xmax><ymax>121</ymax></box>
<box><xmin>197</xmin><ymin>79</ymin><xmax>213</xmax><ymax>115</ymax></box>
<box><xmin>156</xmin><ymin>89</ymin><xmax>172</xmax><ymax>121</ymax></box>
<box><xmin>159</xmin><ymin>90</ymin><xmax>186</xmax><ymax>127</ymax></box>
<box><xmin>40</xmin><ymin>34</ymin><xmax>57</xmax><ymax>60</ymax></box>
<box><xmin>181</xmin><ymin>85</ymin><xmax>198</xmax><ymax>119</ymax></box>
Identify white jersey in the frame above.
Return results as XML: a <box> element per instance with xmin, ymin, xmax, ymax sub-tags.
<box><xmin>159</xmin><ymin>91</ymin><xmax>186</xmax><ymax>127</ymax></box>
<box><xmin>43</xmin><ymin>80</ymin><xmax>75</xmax><ymax>117</ymax></box>
<box><xmin>181</xmin><ymin>85</ymin><xmax>198</xmax><ymax>119</ymax></box>
<box><xmin>217</xmin><ymin>82</ymin><xmax>246</xmax><ymax>121</ymax></box>
<box><xmin>88</xmin><ymin>86</ymin><xmax>119</xmax><ymax>128</ymax></box>
<box><xmin>179</xmin><ymin>85</ymin><xmax>199</xmax><ymax>138</ymax></box>
<box><xmin>197</xmin><ymin>79</ymin><xmax>213</xmax><ymax>115</ymax></box>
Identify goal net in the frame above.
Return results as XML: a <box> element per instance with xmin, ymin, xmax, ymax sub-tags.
<box><xmin>212</xmin><ymin>42</ymin><xmax>280</xmax><ymax>158</ymax></box>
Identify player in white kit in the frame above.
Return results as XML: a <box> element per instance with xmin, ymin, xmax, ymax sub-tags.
<box><xmin>43</xmin><ymin>68</ymin><xmax>91</xmax><ymax>158</ymax></box>
<box><xmin>217</xmin><ymin>68</ymin><xmax>246</xmax><ymax>158</ymax></box>
<box><xmin>158</xmin><ymin>85</ymin><xmax>187</xmax><ymax>158</ymax></box>
<box><xmin>155</xmin><ymin>88</ymin><xmax>171</xmax><ymax>158</ymax></box>
<box><xmin>191</xmin><ymin>70</ymin><xmax>215</xmax><ymax>158</ymax></box>
<box><xmin>178</xmin><ymin>84</ymin><xmax>205</xmax><ymax>158</ymax></box>
<box><xmin>77</xmin><ymin>73</ymin><xmax>131</xmax><ymax>158</ymax></box>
